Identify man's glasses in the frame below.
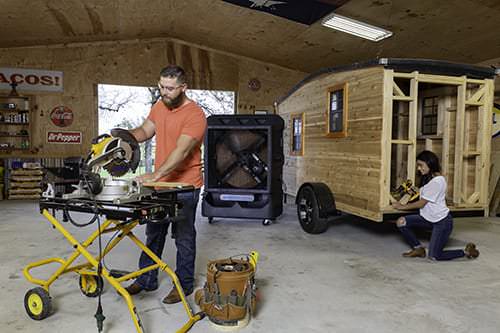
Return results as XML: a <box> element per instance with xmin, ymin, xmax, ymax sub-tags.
<box><xmin>157</xmin><ymin>83</ymin><xmax>184</xmax><ymax>92</ymax></box>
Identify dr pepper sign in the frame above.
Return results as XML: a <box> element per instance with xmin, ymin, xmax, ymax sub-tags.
<box><xmin>0</xmin><ymin>67</ymin><xmax>63</xmax><ymax>92</ymax></box>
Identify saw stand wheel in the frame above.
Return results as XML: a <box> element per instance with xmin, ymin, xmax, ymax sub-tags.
<box><xmin>262</xmin><ymin>219</ymin><xmax>273</xmax><ymax>226</ymax></box>
<box><xmin>24</xmin><ymin>287</ymin><xmax>52</xmax><ymax>320</ymax></box>
<box><xmin>79</xmin><ymin>274</ymin><xmax>104</xmax><ymax>297</ymax></box>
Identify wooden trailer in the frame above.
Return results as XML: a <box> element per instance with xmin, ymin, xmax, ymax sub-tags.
<box><xmin>276</xmin><ymin>58</ymin><xmax>497</xmax><ymax>233</ymax></box>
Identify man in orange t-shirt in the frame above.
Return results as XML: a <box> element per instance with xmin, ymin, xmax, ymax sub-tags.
<box><xmin>125</xmin><ymin>65</ymin><xmax>207</xmax><ymax>304</ymax></box>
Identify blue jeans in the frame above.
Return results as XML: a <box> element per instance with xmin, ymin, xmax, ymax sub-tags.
<box><xmin>136</xmin><ymin>189</ymin><xmax>200</xmax><ymax>291</ymax></box>
<box><xmin>398</xmin><ymin>213</ymin><xmax>465</xmax><ymax>260</ymax></box>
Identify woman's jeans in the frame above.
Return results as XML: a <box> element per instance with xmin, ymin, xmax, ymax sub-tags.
<box><xmin>398</xmin><ymin>213</ymin><xmax>465</xmax><ymax>260</ymax></box>
<box><xmin>136</xmin><ymin>189</ymin><xmax>200</xmax><ymax>292</ymax></box>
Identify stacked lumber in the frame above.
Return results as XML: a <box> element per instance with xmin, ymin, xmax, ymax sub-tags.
<box><xmin>8</xmin><ymin>168</ymin><xmax>43</xmax><ymax>199</ymax></box>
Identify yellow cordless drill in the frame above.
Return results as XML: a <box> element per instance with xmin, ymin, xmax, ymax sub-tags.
<box><xmin>391</xmin><ymin>179</ymin><xmax>420</xmax><ymax>204</ymax></box>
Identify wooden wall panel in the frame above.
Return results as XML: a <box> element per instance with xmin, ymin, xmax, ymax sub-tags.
<box><xmin>0</xmin><ymin>38</ymin><xmax>305</xmax><ymax>158</ymax></box>
<box><xmin>278</xmin><ymin>67</ymin><xmax>385</xmax><ymax>220</ymax></box>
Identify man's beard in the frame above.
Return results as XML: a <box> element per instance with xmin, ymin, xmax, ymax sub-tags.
<box><xmin>162</xmin><ymin>92</ymin><xmax>184</xmax><ymax>109</ymax></box>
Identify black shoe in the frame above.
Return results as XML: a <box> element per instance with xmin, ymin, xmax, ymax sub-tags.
<box><xmin>162</xmin><ymin>287</ymin><xmax>192</xmax><ymax>304</ymax></box>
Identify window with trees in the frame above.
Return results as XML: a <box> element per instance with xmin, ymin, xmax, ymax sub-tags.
<box><xmin>98</xmin><ymin>84</ymin><xmax>235</xmax><ymax>175</ymax></box>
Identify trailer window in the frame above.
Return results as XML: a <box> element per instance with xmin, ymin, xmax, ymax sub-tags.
<box><xmin>326</xmin><ymin>83</ymin><xmax>348</xmax><ymax>138</ymax></box>
<box><xmin>291</xmin><ymin>113</ymin><xmax>304</xmax><ymax>156</ymax></box>
<box><xmin>422</xmin><ymin>96</ymin><xmax>438</xmax><ymax>135</ymax></box>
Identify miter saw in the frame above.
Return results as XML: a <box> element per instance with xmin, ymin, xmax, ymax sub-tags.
<box><xmin>46</xmin><ymin>128</ymin><xmax>153</xmax><ymax>204</ymax></box>
<box><xmin>86</xmin><ymin>128</ymin><xmax>140</xmax><ymax>177</ymax></box>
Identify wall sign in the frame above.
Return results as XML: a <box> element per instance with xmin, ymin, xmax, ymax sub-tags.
<box><xmin>47</xmin><ymin>131</ymin><xmax>82</xmax><ymax>144</ymax></box>
<box><xmin>0</xmin><ymin>67</ymin><xmax>63</xmax><ymax>92</ymax></box>
<box><xmin>50</xmin><ymin>106</ymin><xmax>74</xmax><ymax>127</ymax></box>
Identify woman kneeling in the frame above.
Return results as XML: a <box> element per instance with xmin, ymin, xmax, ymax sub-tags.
<box><xmin>392</xmin><ymin>150</ymin><xmax>479</xmax><ymax>260</ymax></box>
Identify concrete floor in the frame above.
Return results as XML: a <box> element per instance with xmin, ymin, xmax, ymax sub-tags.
<box><xmin>1</xmin><ymin>200</ymin><xmax>499</xmax><ymax>333</ymax></box>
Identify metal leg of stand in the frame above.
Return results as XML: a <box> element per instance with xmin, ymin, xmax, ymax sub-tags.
<box><xmin>127</xmin><ymin>232</ymin><xmax>205</xmax><ymax>332</ymax></box>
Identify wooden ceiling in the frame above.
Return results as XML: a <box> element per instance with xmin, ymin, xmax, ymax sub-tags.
<box><xmin>1</xmin><ymin>0</ymin><xmax>499</xmax><ymax>73</ymax></box>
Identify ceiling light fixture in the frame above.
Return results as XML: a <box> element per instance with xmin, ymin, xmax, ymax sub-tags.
<box><xmin>321</xmin><ymin>13</ymin><xmax>393</xmax><ymax>42</ymax></box>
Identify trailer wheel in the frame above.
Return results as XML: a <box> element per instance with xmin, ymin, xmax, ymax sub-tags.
<box><xmin>296</xmin><ymin>185</ymin><xmax>329</xmax><ymax>234</ymax></box>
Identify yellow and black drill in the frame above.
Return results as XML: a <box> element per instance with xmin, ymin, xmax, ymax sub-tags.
<box><xmin>391</xmin><ymin>179</ymin><xmax>420</xmax><ymax>205</ymax></box>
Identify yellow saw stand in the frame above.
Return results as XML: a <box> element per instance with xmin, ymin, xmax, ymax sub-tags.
<box><xmin>23</xmin><ymin>191</ymin><xmax>203</xmax><ymax>333</ymax></box>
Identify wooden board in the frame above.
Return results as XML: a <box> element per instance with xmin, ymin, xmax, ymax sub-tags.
<box><xmin>10</xmin><ymin>181</ymin><xmax>41</xmax><ymax>188</ymax></box>
<box><xmin>8</xmin><ymin>194</ymin><xmax>40</xmax><ymax>199</ymax></box>
<box><xmin>9</xmin><ymin>188</ymin><xmax>42</xmax><ymax>194</ymax></box>
<box><xmin>11</xmin><ymin>169</ymin><xmax>43</xmax><ymax>176</ymax></box>
<box><xmin>10</xmin><ymin>175</ymin><xmax>42</xmax><ymax>182</ymax></box>
<box><xmin>142</xmin><ymin>181</ymin><xmax>192</xmax><ymax>188</ymax></box>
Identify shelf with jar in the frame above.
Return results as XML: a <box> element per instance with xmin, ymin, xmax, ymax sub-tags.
<box><xmin>0</xmin><ymin>94</ymin><xmax>33</xmax><ymax>153</ymax></box>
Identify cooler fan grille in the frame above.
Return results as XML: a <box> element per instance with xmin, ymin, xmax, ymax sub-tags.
<box><xmin>215</xmin><ymin>130</ymin><xmax>268</xmax><ymax>189</ymax></box>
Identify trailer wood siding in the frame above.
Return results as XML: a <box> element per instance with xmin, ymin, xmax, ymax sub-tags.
<box><xmin>279</xmin><ymin>67</ymin><xmax>385</xmax><ymax>221</ymax></box>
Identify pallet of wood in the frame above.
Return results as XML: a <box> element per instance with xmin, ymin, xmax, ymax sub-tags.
<box><xmin>8</xmin><ymin>168</ymin><xmax>43</xmax><ymax>200</ymax></box>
